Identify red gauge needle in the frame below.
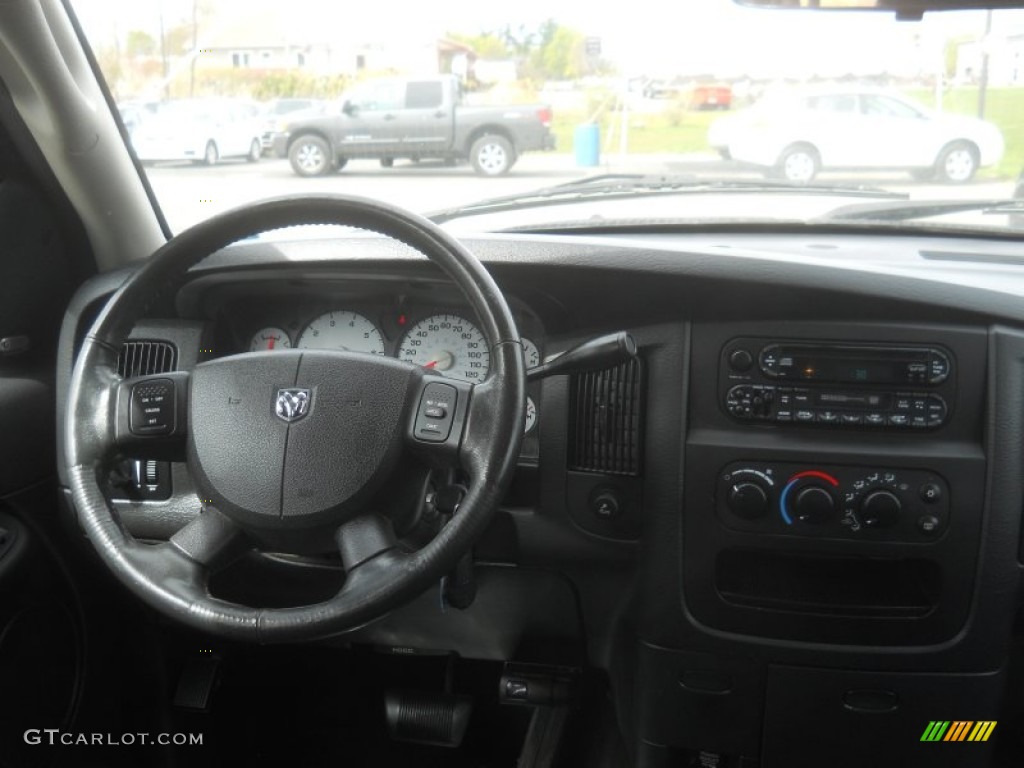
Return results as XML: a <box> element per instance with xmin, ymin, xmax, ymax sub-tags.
<box><xmin>268</xmin><ymin>337</ymin><xmax>276</xmax><ymax>350</ymax></box>
<box><xmin>424</xmin><ymin>360</ymin><xmax>438</xmax><ymax>368</ymax></box>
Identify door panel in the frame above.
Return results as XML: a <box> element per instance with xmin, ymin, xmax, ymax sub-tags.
<box><xmin>338</xmin><ymin>81</ymin><xmax>405</xmax><ymax>154</ymax></box>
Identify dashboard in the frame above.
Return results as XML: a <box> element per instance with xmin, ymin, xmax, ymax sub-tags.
<box><xmin>56</xmin><ymin>228</ymin><xmax>1024</xmax><ymax>768</ymax></box>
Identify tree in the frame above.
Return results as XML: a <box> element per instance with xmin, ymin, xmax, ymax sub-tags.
<box><xmin>535</xmin><ymin>25</ymin><xmax>586</xmax><ymax>80</ymax></box>
<box><xmin>125</xmin><ymin>30</ymin><xmax>156</xmax><ymax>58</ymax></box>
<box><xmin>447</xmin><ymin>31</ymin><xmax>511</xmax><ymax>60</ymax></box>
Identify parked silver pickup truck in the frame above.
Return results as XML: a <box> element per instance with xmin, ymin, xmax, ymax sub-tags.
<box><xmin>272</xmin><ymin>75</ymin><xmax>556</xmax><ymax>177</ymax></box>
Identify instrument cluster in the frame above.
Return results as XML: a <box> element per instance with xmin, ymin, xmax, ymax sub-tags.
<box><xmin>235</xmin><ymin>299</ymin><xmax>543</xmax><ymax>434</ymax></box>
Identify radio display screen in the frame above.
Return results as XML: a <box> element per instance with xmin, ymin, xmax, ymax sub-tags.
<box><xmin>786</xmin><ymin>356</ymin><xmax>908</xmax><ymax>384</ymax></box>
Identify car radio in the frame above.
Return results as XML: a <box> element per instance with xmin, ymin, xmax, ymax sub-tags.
<box><xmin>719</xmin><ymin>339</ymin><xmax>955</xmax><ymax>430</ymax></box>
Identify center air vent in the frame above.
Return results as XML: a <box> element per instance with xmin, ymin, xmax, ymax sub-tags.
<box><xmin>568</xmin><ymin>358</ymin><xmax>644</xmax><ymax>476</ymax></box>
<box><xmin>117</xmin><ymin>340</ymin><xmax>177</xmax><ymax>378</ymax></box>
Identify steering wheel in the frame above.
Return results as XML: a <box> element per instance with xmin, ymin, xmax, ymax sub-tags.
<box><xmin>64</xmin><ymin>195</ymin><xmax>526</xmax><ymax>642</ymax></box>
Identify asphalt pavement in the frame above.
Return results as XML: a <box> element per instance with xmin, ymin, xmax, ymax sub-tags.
<box><xmin>145</xmin><ymin>152</ymin><xmax>1016</xmax><ymax>232</ymax></box>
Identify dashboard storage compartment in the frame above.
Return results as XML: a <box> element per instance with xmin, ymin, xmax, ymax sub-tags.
<box><xmin>763</xmin><ymin>665</ymin><xmax>1003</xmax><ymax>768</ymax></box>
<box><xmin>715</xmin><ymin>549</ymin><xmax>940</xmax><ymax>619</ymax></box>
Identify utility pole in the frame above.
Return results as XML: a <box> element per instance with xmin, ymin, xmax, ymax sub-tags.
<box><xmin>158</xmin><ymin>0</ymin><xmax>169</xmax><ymax>100</ymax></box>
<box><xmin>189</xmin><ymin>0</ymin><xmax>198</xmax><ymax>97</ymax></box>
<box><xmin>978</xmin><ymin>9</ymin><xmax>993</xmax><ymax>119</ymax></box>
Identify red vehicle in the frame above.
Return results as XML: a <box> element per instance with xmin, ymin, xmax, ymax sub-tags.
<box><xmin>692</xmin><ymin>84</ymin><xmax>732</xmax><ymax>110</ymax></box>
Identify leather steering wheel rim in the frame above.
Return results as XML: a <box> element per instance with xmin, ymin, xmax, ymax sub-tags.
<box><xmin>64</xmin><ymin>194</ymin><xmax>526</xmax><ymax>642</ymax></box>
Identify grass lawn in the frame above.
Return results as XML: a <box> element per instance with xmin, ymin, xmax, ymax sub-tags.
<box><xmin>553</xmin><ymin>107</ymin><xmax>721</xmax><ymax>158</ymax></box>
<box><xmin>552</xmin><ymin>87</ymin><xmax>1024</xmax><ymax>180</ymax></box>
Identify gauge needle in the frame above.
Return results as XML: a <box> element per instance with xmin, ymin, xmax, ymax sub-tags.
<box><xmin>423</xmin><ymin>350</ymin><xmax>454</xmax><ymax>370</ymax></box>
<box><xmin>268</xmin><ymin>337</ymin><xmax>276</xmax><ymax>350</ymax></box>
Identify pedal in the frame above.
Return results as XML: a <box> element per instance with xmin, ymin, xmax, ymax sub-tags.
<box><xmin>499</xmin><ymin>662</ymin><xmax>579</xmax><ymax>706</ymax></box>
<box><xmin>384</xmin><ymin>689</ymin><xmax>474</xmax><ymax>748</ymax></box>
<box><xmin>172</xmin><ymin>651</ymin><xmax>221</xmax><ymax>712</ymax></box>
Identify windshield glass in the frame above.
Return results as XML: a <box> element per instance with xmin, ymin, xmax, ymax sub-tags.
<box><xmin>71</xmin><ymin>0</ymin><xmax>1024</xmax><ymax>234</ymax></box>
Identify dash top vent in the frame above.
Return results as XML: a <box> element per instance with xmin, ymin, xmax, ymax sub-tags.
<box><xmin>568</xmin><ymin>358</ymin><xmax>644</xmax><ymax>476</ymax></box>
<box><xmin>117</xmin><ymin>340</ymin><xmax>177</xmax><ymax>378</ymax></box>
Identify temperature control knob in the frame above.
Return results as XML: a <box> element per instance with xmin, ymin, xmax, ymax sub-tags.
<box><xmin>727</xmin><ymin>482</ymin><xmax>769</xmax><ymax>519</ymax></box>
<box><xmin>860</xmin><ymin>490</ymin><xmax>901</xmax><ymax>529</ymax></box>
<box><xmin>794</xmin><ymin>486</ymin><xmax>835</xmax><ymax>524</ymax></box>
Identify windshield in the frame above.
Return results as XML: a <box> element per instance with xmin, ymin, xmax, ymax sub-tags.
<box><xmin>71</xmin><ymin>0</ymin><xmax>1024</xmax><ymax>234</ymax></box>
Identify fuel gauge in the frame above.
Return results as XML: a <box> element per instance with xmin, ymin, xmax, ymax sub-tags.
<box><xmin>524</xmin><ymin>396</ymin><xmax>537</xmax><ymax>433</ymax></box>
<box><xmin>250</xmin><ymin>327</ymin><xmax>292</xmax><ymax>351</ymax></box>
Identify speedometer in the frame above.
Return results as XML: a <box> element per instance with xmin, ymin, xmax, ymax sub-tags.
<box><xmin>398</xmin><ymin>313</ymin><xmax>490</xmax><ymax>383</ymax></box>
<box><xmin>297</xmin><ymin>311</ymin><xmax>385</xmax><ymax>355</ymax></box>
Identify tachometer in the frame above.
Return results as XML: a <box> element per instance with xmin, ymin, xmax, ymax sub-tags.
<box><xmin>250</xmin><ymin>327</ymin><xmax>292</xmax><ymax>351</ymax></box>
<box><xmin>297</xmin><ymin>311</ymin><xmax>385</xmax><ymax>355</ymax></box>
<box><xmin>398</xmin><ymin>313</ymin><xmax>490</xmax><ymax>383</ymax></box>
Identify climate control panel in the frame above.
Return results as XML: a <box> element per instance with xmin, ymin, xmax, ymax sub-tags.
<box><xmin>716</xmin><ymin>461</ymin><xmax>949</xmax><ymax>542</ymax></box>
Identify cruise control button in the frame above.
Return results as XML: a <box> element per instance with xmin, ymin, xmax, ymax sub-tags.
<box><xmin>130</xmin><ymin>379</ymin><xmax>175</xmax><ymax>435</ymax></box>
<box><xmin>415</xmin><ymin>382</ymin><xmax>458</xmax><ymax>443</ymax></box>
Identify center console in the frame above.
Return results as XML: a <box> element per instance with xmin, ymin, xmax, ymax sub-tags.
<box><xmin>631</xmin><ymin>320</ymin><xmax>995</xmax><ymax>767</ymax></box>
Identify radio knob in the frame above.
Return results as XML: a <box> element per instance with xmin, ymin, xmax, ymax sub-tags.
<box><xmin>727</xmin><ymin>482</ymin><xmax>768</xmax><ymax>519</ymax></box>
<box><xmin>860</xmin><ymin>490</ymin><xmax>901</xmax><ymax>529</ymax></box>
<box><xmin>794</xmin><ymin>486</ymin><xmax>835</xmax><ymax>524</ymax></box>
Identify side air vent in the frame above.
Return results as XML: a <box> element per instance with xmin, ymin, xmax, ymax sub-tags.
<box><xmin>117</xmin><ymin>340</ymin><xmax>177</xmax><ymax>378</ymax></box>
<box><xmin>568</xmin><ymin>358</ymin><xmax>644</xmax><ymax>476</ymax></box>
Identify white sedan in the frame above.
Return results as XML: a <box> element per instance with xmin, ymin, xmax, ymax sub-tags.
<box><xmin>708</xmin><ymin>89</ymin><xmax>1004</xmax><ymax>184</ymax></box>
<box><xmin>130</xmin><ymin>99</ymin><xmax>263</xmax><ymax>166</ymax></box>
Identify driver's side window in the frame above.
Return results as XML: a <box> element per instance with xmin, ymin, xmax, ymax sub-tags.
<box><xmin>349</xmin><ymin>82</ymin><xmax>404</xmax><ymax>112</ymax></box>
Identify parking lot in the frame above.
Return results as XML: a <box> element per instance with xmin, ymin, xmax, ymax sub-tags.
<box><xmin>146</xmin><ymin>153</ymin><xmax>1016</xmax><ymax>232</ymax></box>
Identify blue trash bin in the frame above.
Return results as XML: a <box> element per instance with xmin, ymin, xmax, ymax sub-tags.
<box><xmin>574</xmin><ymin>123</ymin><xmax>600</xmax><ymax>167</ymax></box>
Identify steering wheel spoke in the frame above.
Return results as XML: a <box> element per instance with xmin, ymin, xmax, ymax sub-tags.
<box><xmin>169</xmin><ymin>505</ymin><xmax>249</xmax><ymax>570</ymax></box>
<box><xmin>114</xmin><ymin>370</ymin><xmax>190</xmax><ymax>461</ymax></box>
<box><xmin>336</xmin><ymin>514</ymin><xmax>400</xmax><ymax>571</ymax></box>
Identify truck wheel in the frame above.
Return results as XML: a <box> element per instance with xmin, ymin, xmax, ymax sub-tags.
<box><xmin>247</xmin><ymin>139</ymin><xmax>261</xmax><ymax>163</ymax></box>
<box><xmin>470</xmin><ymin>135</ymin><xmax>514</xmax><ymax>176</ymax></box>
<box><xmin>380</xmin><ymin>158</ymin><xmax>394</xmax><ymax>168</ymax></box>
<box><xmin>288</xmin><ymin>135</ymin><xmax>332</xmax><ymax>177</ymax></box>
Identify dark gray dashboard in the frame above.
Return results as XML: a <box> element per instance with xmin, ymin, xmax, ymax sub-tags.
<box><xmin>56</xmin><ymin>227</ymin><xmax>1024</xmax><ymax>768</ymax></box>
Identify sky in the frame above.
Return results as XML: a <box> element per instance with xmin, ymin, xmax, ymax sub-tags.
<box><xmin>70</xmin><ymin>0</ymin><xmax>1024</xmax><ymax>79</ymax></box>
